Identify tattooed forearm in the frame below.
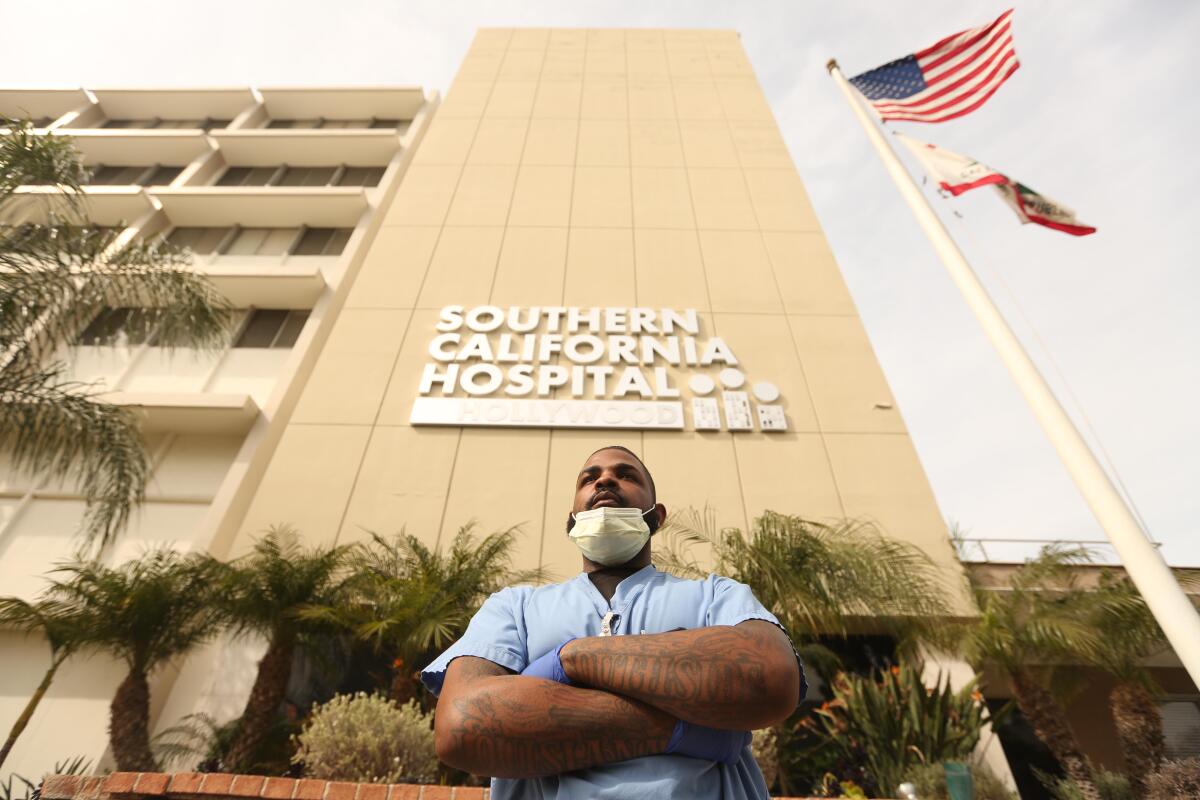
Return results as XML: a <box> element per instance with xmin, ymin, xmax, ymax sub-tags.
<box><xmin>559</xmin><ymin>620</ymin><xmax>799</xmax><ymax>729</ymax></box>
<box><xmin>436</xmin><ymin>656</ymin><xmax>675</xmax><ymax>778</ymax></box>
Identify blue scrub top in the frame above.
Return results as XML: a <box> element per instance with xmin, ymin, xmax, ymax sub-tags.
<box><xmin>421</xmin><ymin>564</ymin><xmax>804</xmax><ymax>800</ymax></box>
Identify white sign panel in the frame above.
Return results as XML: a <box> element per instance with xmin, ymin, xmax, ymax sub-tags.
<box><xmin>691</xmin><ymin>397</ymin><xmax>721</xmax><ymax>430</ymax></box>
<box><xmin>409</xmin><ymin>305</ymin><xmax>788</xmax><ymax>432</ymax></box>
<box><xmin>722</xmin><ymin>391</ymin><xmax>754</xmax><ymax>430</ymax></box>
<box><xmin>757</xmin><ymin>404</ymin><xmax>788</xmax><ymax>431</ymax></box>
<box><xmin>411</xmin><ymin>397</ymin><xmax>685</xmax><ymax>429</ymax></box>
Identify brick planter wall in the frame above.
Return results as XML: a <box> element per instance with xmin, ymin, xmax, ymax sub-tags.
<box><xmin>39</xmin><ymin>772</ymin><xmax>874</xmax><ymax>800</ymax></box>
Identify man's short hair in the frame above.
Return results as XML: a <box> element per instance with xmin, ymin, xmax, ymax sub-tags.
<box><xmin>589</xmin><ymin>445</ymin><xmax>656</xmax><ymax>503</ymax></box>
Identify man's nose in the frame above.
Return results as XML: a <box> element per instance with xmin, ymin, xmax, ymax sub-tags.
<box><xmin>595</xmin><ymin>471</ymin><xmax>619</xmax><ymax>489</ymax></box>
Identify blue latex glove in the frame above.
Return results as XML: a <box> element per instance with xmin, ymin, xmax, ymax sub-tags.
<box><xmin>520</xmin><ymin>639</ymin><xmax>575</xmax><ymax>684</ymax></box>
<box><xmin>665</xmin><ymin>721</ymin><xmax>751</xmax><ymax>765</ymax></box>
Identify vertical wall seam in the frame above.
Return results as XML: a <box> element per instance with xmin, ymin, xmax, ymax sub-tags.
<box><xmin>537</xmin><ymin>28</ymin><xmax>588</xmax><ymax>571</ymax></box>
<box><xmin>712</xmin><ymin>38</ymin><xmax>849</xmax><ymax>520</ymax></box>
<box><xmin>330</xmin><ymin>33</ymin><xmax>502</xmax><ymax>548</ymax></box>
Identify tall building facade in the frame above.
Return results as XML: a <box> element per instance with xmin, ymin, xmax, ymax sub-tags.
<box><xmin>3</xmin><ymin>28</ymin><xmax>1026</xmax><ymax>781</ymax></box>
<box><xmin>0</xmin><ymin>84</ymin><xmax>434</xmax><ymax>774</ymax></box>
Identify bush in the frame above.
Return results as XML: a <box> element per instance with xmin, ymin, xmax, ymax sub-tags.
<box><xmin>1037</xmin><ymin>767</ymin><xmax>1134</xmax><ymax>800</ymax></box>
<box><xmin>901</xmin><ymin>762</ymin><xmax>1016</xmax><ymax>800</ymax></box>
<box><xmin>809</xmin><ymin>663</ymin><xmax>997</xmax><ymax>796</ymax></box>
<box><xmin>292</xmin><ymin>692</ymin><xmax>437</xmax><ymax>784</ymax></box>
<box><xmin>1145</xmin><ymin>757</ymin><xmax>1200</xmax><ymax>800</ymax></box>
<box><xmin>751</xmin><ymin>728</ymin><xmax>779</xmax><ymax>790</ymax></box>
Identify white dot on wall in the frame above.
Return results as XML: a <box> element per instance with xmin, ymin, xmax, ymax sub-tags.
<box><xmin>719</xmin><ymin>368</ymin><xmax>745</xmax><ymax>389</ymax></box>
<box><xmin>752</xmin><ymin>381</ymin><xmax>780</xmax><ymax>403</ymax></box>
<box><xmin>688</xmin><ymin>374</ymin><xmax>716</xmax><ymax>395</ymax></box>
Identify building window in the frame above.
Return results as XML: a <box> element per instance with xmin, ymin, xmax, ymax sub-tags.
<box><xmin>87</xmin><ymin>165</ymin><xmax>183</xmax><ymax>186</ymax></box>
<box><xmin>336</xmin><ymin>167</ymin><xmax>385</xmax><ymax>187</ymax></box>
<box><xmin>166</xmin><ymin>226</ymin><xmax>229</xmax><ymax>255</ymax></box>
<box><xmin>216</xmin><ymin>166</ymin><xmax>281</xmax><ymax>187</ymax></box>
<box><xmin>266</xmin><ymin>118</ymin><xmax>403</xmax><ymax>129</ymax></box>
<box><xmin>292</xmin><ymin>228</ymin><xmax>352</xmax><ymax>256</ymax></box>
<box><xmin>164</xmin><ymin>226</ymin><xmax>352</xmax><ymax>257</ymax></box>
<box><xmin>76</xmin><ymin>308</ymin><xmax>160</xmax><ymax>346</ymax></box>
<box><xmin>224</xmin><ymin>228</ymin><xmax>298</xmax><ymax>256</ymax></box>
<box><xmin>101</xmin><ymin>118</ymin><xmax>230</xmax><ymax>131</ymax></box>
<box><xmin>214</xmin><ymin>165</ymin><xmax>384</xmax><ymax>188</ymax></box>
<box><xmin>1162</xmin><ymin>698</ymin><xmax>1200</xmax><ymax>758</ymax></box>
<box><xmin>276</xmin><ymin>166</ymin><xmax>339</xmax><ymax>187</ymax></box>
<box><xmin>234</xmin><ymin>309</ymin><xmax>309</xmax><ymax>348</ymax></box>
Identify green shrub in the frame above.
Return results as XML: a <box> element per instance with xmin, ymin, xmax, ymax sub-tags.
<box><xmin>1145</xmin><ymin>758</ymin><xmax>1200</xmax><ymax>800</ymax></box>
<box><xmin>1037</xmin><ymin>767</ymin><xmax>1134</xmax><ymax>800</ymax></box>
<box><xmin>751</xmin><ymin>728</ymin><xmax>779</xmax><ymax>790</ymax></box>
<box><xmin>809</xmin><ymin>663</ymin><xmax>997</xmax><ymax>796</ymax></box>
<box><xmin>292</xmin><ymin>692</ymin><xmax>437</xmax><ymax>784</ymax></box>
<box><xmin>901</xmin><ymin>762</ymin><xmax>1016</xmax><ymax>800</ymax></box>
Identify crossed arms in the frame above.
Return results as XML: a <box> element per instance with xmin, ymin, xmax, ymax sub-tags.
<box><xmin>434</xmin><ymin>620</ymin><xmax>800</xmax><ymax>778</ymax></box>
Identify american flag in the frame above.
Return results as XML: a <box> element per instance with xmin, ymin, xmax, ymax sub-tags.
<box><xmin>849</xmin><ymin>9</ymin><xmax>1019</xmax><ymax>123</ymax></box>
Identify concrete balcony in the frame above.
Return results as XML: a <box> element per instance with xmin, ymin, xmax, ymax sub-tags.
<box><xmin>57</xmin><ymin>128</ymin><xmax>212</xmax><ymax>167</ymax></box>
<box><xmin>102</xmin><ymin>390</ymin><xmax>258</xmax><ymax>434</ymax></box>
<box><xmin>210</xmin><ymin>128</ymin><xmax>403</xmax><ymax>166</ymax></box>
<box><xmin>149</xmin><ymin>185</ymin><xmax>368</xmax><ymax>227</ymax></box>
<box><xmin>3</xmin><ymin>184</ymin><xmax>153</xmax><ymax>226</ymax></box>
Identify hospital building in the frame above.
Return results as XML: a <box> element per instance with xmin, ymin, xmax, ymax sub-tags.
<box><xmin>1</xmin><ymin>27</ymin><xmax>1197</xmax><ymax>795</ymax></box>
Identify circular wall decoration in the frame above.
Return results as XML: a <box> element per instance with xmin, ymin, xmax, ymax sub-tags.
<box><xmin>688</xmin><ymin>374</ymin><xmax>716</xmax><ymax>395</ymax></box>
<box><xmin>718</xmin><ymin>368</ymin><xmax>745</xmax><ymax>389</ymax></box>
<box><xmin>752</xmin><ymin>381</ymin><xmax>780</xmax><ymax>403</ymax></box>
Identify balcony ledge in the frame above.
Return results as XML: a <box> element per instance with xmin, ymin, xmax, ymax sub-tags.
<box><xmin>101</xmin><ymin>391</ymin><xmax>258</xmax><ymax>434</ymax></box>
<box><xmin>150</xmin><ymin>186</ymin><xmax>368</xmax><ymax>227</ymax></box>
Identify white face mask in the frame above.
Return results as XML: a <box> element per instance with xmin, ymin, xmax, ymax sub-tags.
<box><xmin>569</xmin><ymin>506</ymin><xmax>655</xmax><ymax>566</ymax></box>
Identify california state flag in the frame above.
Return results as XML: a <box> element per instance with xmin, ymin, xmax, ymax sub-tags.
<box><xmin>898</xmin><ymin>134</ymin><xmax>1097</xmax><ymax>236</ymax></box>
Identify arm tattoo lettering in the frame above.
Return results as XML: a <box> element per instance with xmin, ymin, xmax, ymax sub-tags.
<box><xmin>437</xmin><ymin>656</ymin><xmax>675</xmax><ymax>778</ymax></box>
<box><xmin>560</xmin><ymin>620</ymin><xmax>798</xmax><ymax>729</ymax></box>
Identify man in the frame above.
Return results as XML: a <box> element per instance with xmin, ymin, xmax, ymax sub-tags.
<box><xmin>421</xmin><ymin>446</ymin><xmax>805</xmax><ymax>799</ymax></box>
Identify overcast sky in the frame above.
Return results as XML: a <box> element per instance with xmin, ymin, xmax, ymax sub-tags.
<box><xmin>9</xmin><ymin>0</ymin><xmax>1197</xmax><ymax>564</ymax></box>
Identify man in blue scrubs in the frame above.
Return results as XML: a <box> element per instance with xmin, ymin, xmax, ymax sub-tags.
<box><xmin>421</xmin><ymin>446</ymin><xmax>805</xmax><ymax>799</ymax></box>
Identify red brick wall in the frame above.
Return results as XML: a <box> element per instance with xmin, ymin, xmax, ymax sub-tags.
<box><xmin>39</xmin><ymin>772</ymin><xmax>864</xmax><ymax>800</ymax></box>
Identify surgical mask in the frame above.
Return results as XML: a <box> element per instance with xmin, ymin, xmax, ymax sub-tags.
<box><xmin>569</xmin><ymin>506</ymin><xmax>654</xmax><ymax>566</ymax></box>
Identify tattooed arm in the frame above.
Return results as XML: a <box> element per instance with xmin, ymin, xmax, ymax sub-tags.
<box><xmin>435</xmin><ymin>655</ymin><xmax>676</xmax><ymax>779</ymax></box>
<box><xmin>559</xmin><ymin>620</ymin><xmax>800</xmax><ymax>730</ymax></box>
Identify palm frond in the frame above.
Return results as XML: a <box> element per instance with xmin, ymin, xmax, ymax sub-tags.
<box><xmin>660</xmin><ymin>509</ymin><xmax>954</xmax><ymax>638</ymax></box>
<box><xmin>1</xmin><ymin>120</ymin><xmax>234</xmax><ymax>548</ymax></box>
<box><xmin>324</xmin><ymin>524</ymin><xmax>543</xmax><ymax>672</ymax></box>
<box><xmin>40</xmin><ymin>549</ymin><xmax>225</xmax><ymax>672</ymax></box>
<box><xmin>217</xmin><ymin>526</ymin><xmax>357</xmax><ymax>640</ymax></box>
<box><xmin>0</xmin><ymin>119</ymin><xmax>86</xmax><ymax>216</ymax></box>
<box><xmin>0</xmin><ymin>362</ymin><xmax>147</xmax><ymax>545</ymax></box>
<box><xmin>0</xmin><ymin>224</ymin><xmax>231</xmax><ymax>359</ymax></box>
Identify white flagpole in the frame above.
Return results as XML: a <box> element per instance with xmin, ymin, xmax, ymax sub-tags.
<box><xmin>826</xmin><ymin>59</ymin><xmax>1200</xmax><ymax>687</ymax></box>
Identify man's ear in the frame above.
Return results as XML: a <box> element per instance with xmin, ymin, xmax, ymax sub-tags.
<box><xmin>650</xmin><ymin>503</ymin><xmax>667</xmax><ymax>534</ymax></box>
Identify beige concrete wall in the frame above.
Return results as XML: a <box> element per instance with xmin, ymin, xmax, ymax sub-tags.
<box><xmin>230</xmin><ymin>28</ymin><xmax>967</xmax><ymax>601</ymax></box>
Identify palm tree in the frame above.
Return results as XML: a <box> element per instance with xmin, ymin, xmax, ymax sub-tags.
<box><xmin>0</xmin><ymin>597</ymin><xmax>88</xmax><ymax>769</ymax></box>
<box><xmin>305</xmin><ymin>525</ymin><xmax>545</xmax><ymax>703</ymax></box>
<box><xmin>658</xmin><ymin>510</ymin><xmax>957</xmax><ymax>795</ymax></box>
<box><xmin>949</xmin><ymin>545</ymin><xmax>1106</xmax><ymax>800</ymax></box>
<box><xmin>1076</xmin><ymin>569</ymin><xmax>1194</xmax><ymax>793</ymax></box>
<box><xmin>658</xmin><ymin>510</ymin><xmax>955</xmax><ymax>673</ymax></box>
<box><xmin>0</xmin><ymin>118</ymin><xmax>231</xmax><ymax>546</ymax></box>
<box><xmin>34</xmin><ymin>550</ymin><xmax>224</xmax><ymax>770</ymax></box>
<box><xmin>217</xmin><ymin>528</ymin><xmax>356</xmax><ymax>771</ymax></box>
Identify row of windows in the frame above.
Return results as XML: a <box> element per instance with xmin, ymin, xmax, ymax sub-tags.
<box><xmin>216</xmin><ymin>165</ymin><xmax>384</xmax><ymax>188</ymax></box>
<box><xmin>97</xmin><ymin>118</ymin><xmax>403</xmax><ymax>130</ymax></box>
<box><xmin>87</xmin><ymin>164</ymin><xmax>183</xmax><ymax>186</ymax></box>
<box><xmin>33</xmin><ymin>164</ymin><xmax>384</xmax><ymax>189</ymax></box>
<box><xmin>165</xmin><ymin>226</ymin><xmax>350</xmax><ymax>257</ymax></box>
<box><xmin>102</xmin><ymin>118</ymin><xmax>231</xmax><ymax>131</ymax></box>
<box><xmin>266</xmin><ymin>118</ymin><xmax>403</xmax><ymax>129</ymax></box>
<box><xmin>78</xmin><ymin>308</ymin><xmax>309</xmax><ymax>349</ymax></box>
